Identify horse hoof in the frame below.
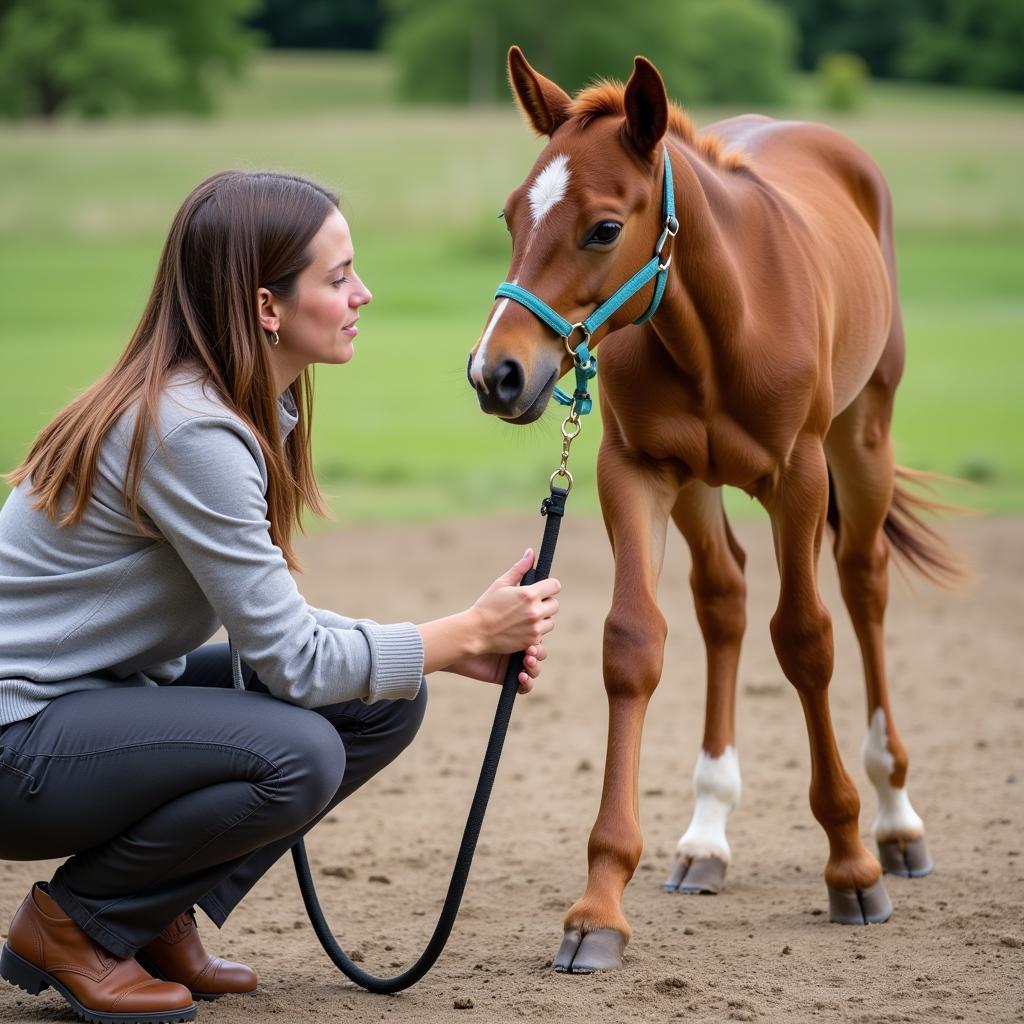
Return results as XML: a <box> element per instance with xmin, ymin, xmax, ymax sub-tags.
<box><xmin>878</xmin><ymin>836</ymin><xmax>934</xmax><ymax>878</ymax></box>
<box><xmin>663</xmin><ymin>856</ymin><xmax>727</xmax><ymax>894</ymax></box>
<box><xmin>826</xmin><ymin>876</ymin><xmax>893</xmax><ymax>925</ymax></box>
<box><xmin>553</xmin><ymin>928</ymin><xmax>626</xmax><ymax>973</ymax></box>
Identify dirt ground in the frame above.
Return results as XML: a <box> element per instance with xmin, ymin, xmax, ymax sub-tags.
<box><xmin>2</xmin><ymin>514</ymin><xmax>1021</xmax><ymax>1024</ymax></box>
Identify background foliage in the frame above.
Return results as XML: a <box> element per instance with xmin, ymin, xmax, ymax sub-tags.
<box><xmin>250</xmin><ymin>0</ymin><xmax>386</xmax><ymax>51</ymax></box>
<box><xmin>898</xmin><ymin>0</ymin><xmax>1024</xmax><ymax>90</ymax></box>
<box><xmin>386</xmin><ymin>0</ymin><xmax>795</xmax><ymax>105</ymax></box>
<box><xmin>761</xmin><ymin>0</ymin><xmax>1024</xmax><ymax>90</ymax></box>
<box><xmin>0</xmin><ymin>0</ymin><xmax>261</xmax><ymax>118</ymax></box>
<box><xmin>2</xmin><ymin>0</ymin><xmax>1022</xmax><ymax>122</ymax></box>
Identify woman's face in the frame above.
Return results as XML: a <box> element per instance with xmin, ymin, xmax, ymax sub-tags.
<box><xmin>259</xmin><ymin>208</ymin><xmax>372</xmax><ymax>388</ymax></box>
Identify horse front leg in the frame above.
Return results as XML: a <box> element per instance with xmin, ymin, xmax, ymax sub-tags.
<box><xmin>553</xmin><ymin>446</ymin><xmax>679</xmax><ymax>974</ymax></box>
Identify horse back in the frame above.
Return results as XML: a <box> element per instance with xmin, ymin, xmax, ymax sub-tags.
<box><xmin>708</xmin><ymin>115</ymin><xmax>893</xmax><ymax>243</ymax></box>
<box><xmin>707</xmin><ymin>115</ymin><xmax>898</xmax><ymax>417</ymax></box>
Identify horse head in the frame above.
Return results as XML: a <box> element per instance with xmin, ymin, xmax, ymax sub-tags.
<box><xmin>468</xmin><ymin>46</ymin><xmax>674</xmax><ymax>423</ymax></box>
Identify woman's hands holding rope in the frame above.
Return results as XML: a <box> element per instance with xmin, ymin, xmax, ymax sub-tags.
<box><xmin>417</xmin><ymin>548</ymin><xmax>560</xmax><ymax>694</ymax></box>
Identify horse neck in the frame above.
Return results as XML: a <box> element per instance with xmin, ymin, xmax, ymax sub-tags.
<box><xmin>648</xmin><ymin>141</ymin><xmax>750</xmax><ymax>377</ymax></box>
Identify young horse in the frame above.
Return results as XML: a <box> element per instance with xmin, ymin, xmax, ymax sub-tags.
<box><xmin>468</xmin><ymin>48</ymin><xmax>959</xmax><ymax>974</ymax></box>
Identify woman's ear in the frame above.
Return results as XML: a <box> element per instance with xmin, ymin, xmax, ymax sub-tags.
<box><xmin>623</xmin><ymin>56</ymin><xmax>669</xmax><ymax>156</ymax></box>
<box><xmin>257</xmin><ymin>287</ymin><xmax>281</xmax><ymax>333</ymax></box>
<box><xmin>507</xmin><ymin>45</ymin><xmax>572</xmax><ymax>137</ymax></box>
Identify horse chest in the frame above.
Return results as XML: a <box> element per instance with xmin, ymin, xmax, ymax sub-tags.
<box><xmin>605</xmin><ymin>391</ymin><xmax>776</xmax><ymax>491</ymax></box>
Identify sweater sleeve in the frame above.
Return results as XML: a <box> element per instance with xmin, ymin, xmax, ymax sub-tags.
<box><xmin>136</xmin><ymin>415</ymin><xmax>423</xmax><ymax>707</ymax></box>
<box><xmin>308</xmin><ymin>606</ymin><xmax>367</xmax><ymax>631</ymax></box>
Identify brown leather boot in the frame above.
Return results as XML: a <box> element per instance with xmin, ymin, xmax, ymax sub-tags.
<box><xmin>136</xmin><ymin>908</ymin><xmax>257</xmax><ymax>1001</ymax></box>
<box><xmin>0</xmin><ymin>882</ymin><xmax>196</xmax><ymax>1024</ymax></box>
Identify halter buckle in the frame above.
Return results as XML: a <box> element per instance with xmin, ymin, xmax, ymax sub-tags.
<box><xmin>655</xmin><ymin>214</ymin><xmax>679</xmax><ymax>267</ymax></box>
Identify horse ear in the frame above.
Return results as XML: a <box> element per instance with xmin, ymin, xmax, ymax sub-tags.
<box><xmin>507</xmin><ymin>45</ymin><xmax>572</xmax><ymax>137</ymax></box>
<box><xmin>623</xmin><ymin>56</ymin><xmax>669</xmax><ymax>156</ymax></box>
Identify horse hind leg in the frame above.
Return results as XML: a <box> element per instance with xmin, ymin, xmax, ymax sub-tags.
<box><xmin>663</xmin><ymin>483</ymin><xmax>745</xmax><ymax>896</ymax></box>
<box><xmin>825</xmin><ymin>383</ymin><xmax>933</xmax><ymax>878</ymax></box>
<box><xmin>767</xmin><ymin>433</ymin><xmax>892</xmax><ymax>925</ymax></box>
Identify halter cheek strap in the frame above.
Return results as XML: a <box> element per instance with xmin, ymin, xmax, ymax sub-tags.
<box><xmin>493</xmin><ymin>145</ymin><xmax>678</xmax><ymax>415</ymax></box>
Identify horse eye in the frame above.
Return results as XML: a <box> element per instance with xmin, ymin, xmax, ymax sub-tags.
<box><xmin>587</xmin><ymin>221</ymin><xmax>621</xmax><ymax>246</ymax></box>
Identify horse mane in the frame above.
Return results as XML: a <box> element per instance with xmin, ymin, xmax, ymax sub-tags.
<box><xmin>569</xmin><ymin>80</ymin><xmax>746</xmax><ymax>172</ymax></box>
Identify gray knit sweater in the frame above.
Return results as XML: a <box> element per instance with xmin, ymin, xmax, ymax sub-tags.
<box><xmin>0</xmin><ymin>365</ymin><xmax>424</xmax><ymax>727</ymax></box>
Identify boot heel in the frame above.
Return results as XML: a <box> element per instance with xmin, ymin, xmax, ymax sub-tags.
<box><xmin>1</xmin><ymin>944</ymin><xmax>51</xmax><ymax>995</ymax></box>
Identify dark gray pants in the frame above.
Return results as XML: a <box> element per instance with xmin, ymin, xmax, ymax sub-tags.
<box><xmin>0</xmin><ymin>643</ymin><xmax>426</xmax><ymax>959</ymax></box>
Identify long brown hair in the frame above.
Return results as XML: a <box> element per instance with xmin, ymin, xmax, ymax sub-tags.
<box><xmin>5</xmin><ymin>170</ymin><xmax>337</xmax><ymax>570</ymax></box>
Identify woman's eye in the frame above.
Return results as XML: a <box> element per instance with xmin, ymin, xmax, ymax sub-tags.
<box><xmin>332</xmin><ymin>277</ymin><xmax>348</xmax><ymax>287</ymax></box>
<box><xmin>586</xmin><ymin>222</ymin><xmax>621</xmax><ymax>246</ymax></box>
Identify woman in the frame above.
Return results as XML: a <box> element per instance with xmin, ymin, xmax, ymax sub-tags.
<box><xmin>0</xmin><ymin>170</ymin><xmax>560</xmax><ymax>1024</ymax></box>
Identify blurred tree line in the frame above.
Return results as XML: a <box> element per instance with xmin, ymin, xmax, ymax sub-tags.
<box><xmin>0</xmin><ymin>0</ymin><xmax>262</xmax><ymax>117</ymax></box>
<box><xmin>1</xmin><ymin>0</ymin><xmax>1021</xmax><ymax>119</ymax></box>
<box><xmin>258</xmin><ymin>0</ymin><xmax>1023</xmax><ymax>98</ymax></box>
<box><xmin>248</xmin><ymin>0</ymin><xmax>386</xmax><ymax>51</ymax></box>
<box><xmin>386</xmin><ymin>0</ymin><xmax>795</xmax><ymax>104</ymax></box>
<box><xmin>777</xmin><ymin>0</ymin><xmax>1024</xmax><ymax>90</ymax></box>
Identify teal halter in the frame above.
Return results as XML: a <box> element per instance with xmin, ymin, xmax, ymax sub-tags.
<box><xmin>493</xmin><ymin>145</ymin><xmax>678</xmax><ymax>415</ymax></box>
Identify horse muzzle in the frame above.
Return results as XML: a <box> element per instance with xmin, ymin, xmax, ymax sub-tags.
<box><xmin>467</xmin><ymin>354</ymin><xmax>558</xmax><ymax>424</ymax></box>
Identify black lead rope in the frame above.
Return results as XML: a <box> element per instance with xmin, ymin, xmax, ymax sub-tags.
<box><xmin>290</xmin><ymin>486</ymin><xmax>570</xmax><ymax>994</ymax></box>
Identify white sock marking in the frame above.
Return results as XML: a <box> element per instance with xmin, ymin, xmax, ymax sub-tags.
<box><xmin>676</xmin><ymin>747</ymin><xmax>741</xmax><ymax>864</ymax></box>
<box><xmin>528</xmin><ymin>154</ymin><xmax>570</xmax><ymax>226</ymax></box>
<box><xmin>862</xmin><ymin>707</ymin><xmax>924</xmax><ymax>841</ymax></box>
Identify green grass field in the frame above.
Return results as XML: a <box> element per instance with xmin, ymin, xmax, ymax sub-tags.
<box><xmin>1</xmin><ymin>52</ymin><xmax>1022</xmax><ymax>525</ymax></box>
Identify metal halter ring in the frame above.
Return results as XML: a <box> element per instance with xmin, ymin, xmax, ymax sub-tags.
<box><xmin>563</xmin><ymin>322</ymin><xmax>592</xmax><ymax>359</ymax></box>
<box><xmin>561</xmin><ymin>415</ymin><xmax>582</xmax><ymax>441</ymax></box>
<box><xmin>549</xmin><ymin>467</ymin><xmax>574</xmax><ymax>493</ymax></box>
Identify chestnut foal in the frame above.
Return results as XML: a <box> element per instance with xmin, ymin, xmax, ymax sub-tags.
<box><xmin>469</xmin><ymin>48</ymin><xmax>956</xmax><ymax>973</ymax></box>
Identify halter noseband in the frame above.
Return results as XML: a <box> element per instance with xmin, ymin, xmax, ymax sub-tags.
<box><xmin>492</xmin><ymin>145</ymin><xmax>678</xmax><ymax>415</ymax></box>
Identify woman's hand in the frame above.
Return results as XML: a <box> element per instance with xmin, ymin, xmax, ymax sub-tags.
<box><xmin>467</xmin><ymin>549</ymin><xmax>560</xmax><ymax>655</ymax></box>
<box><xmin>445</xmin><ymin>642</ymin><xmax>548</xmax><ymax>694</ymax></box>
<box><xmin>417</xmin><ymin>549</ymin><xmax>561</xmax><ymax>688</ymax></box>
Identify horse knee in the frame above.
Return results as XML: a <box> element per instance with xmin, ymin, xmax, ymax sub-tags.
<box><xmin>770</xmin><ymin>604</ymin><xmax>834</xmax><ymax>692</ymax></box>
<box><xmin>603</xmin><ymin>608</ymin><xmax>667</xmax><ymax>699</ymax></box>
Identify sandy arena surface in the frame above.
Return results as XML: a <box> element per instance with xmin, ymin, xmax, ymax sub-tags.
<box><xmin>2</xmin><ymin>514</ymin><xmax>1021</xmax><ymax>1024</ymax></box>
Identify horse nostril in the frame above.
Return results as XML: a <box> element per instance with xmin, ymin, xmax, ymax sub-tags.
<box><xmin>493</xmin><ymin>359</ymin><xmax>524</xmax><ymax>405</ymax></box>
<box><xmin>466</xmin><ymin>353</ymin><xmax>475</xmax><ymax>388</ymax></box>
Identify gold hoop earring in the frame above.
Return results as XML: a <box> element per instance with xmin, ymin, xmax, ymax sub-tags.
<box><xmin>269</xmin><ymin>330</ymin><xmax>280</xmax><ymax>347</ymax></box>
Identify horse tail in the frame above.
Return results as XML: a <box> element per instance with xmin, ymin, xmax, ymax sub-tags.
<box><xmin>884</xmin><ymin>466</ymin><xmax>969</xmax><ymax>587</ymax></box>
<box><xmin>826</xmin><ymin>465</ymin><xmax>969</xmax><ymax>588</ymax></box>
